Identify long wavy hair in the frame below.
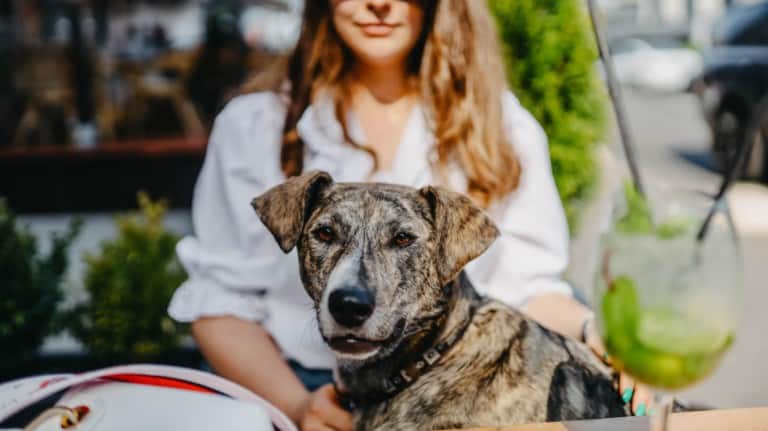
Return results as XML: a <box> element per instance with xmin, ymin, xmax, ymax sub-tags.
<box><xmin>279</xmin><ymin>0</ymin><xmax>520</xmax><ymax>205</ymax></box>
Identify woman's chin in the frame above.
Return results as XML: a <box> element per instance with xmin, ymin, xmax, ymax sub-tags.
<box><xmin>350</xmin><ymin>44</ymin><xmax>414</xmax><ymax>69</ymax></box>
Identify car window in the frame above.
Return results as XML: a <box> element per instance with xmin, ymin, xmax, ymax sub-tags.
<box><xmin>714</xmin><ymin>4</ymin><xmax>768</xmax><ymax>46</ymax></box>
<box><xmin>733</xmin><ymin>16</ymin><xmax>768</xmax><ymax>46</ymax></box>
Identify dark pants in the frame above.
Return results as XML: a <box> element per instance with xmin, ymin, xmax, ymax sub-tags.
<box><xmin>288</xmin><ymin>359</ymin><xmax>334</xmax><ymax>392</ymax></box>
<box><xmin>198</xmin><ymin>357</ymin><xmax>333</xmax><ymax>393</ymax></box>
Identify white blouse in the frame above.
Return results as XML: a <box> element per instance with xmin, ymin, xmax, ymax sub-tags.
<box><xmin>167</xmin><ymin>91</ymin><xmax>572</xmax><ymax>369</ymax></box>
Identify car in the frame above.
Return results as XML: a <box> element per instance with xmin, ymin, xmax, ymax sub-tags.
<box><xmin>608</xmin><ymin>37</ymin><xmax>704</xmax><ymax>93</ymax></box>
<box><xmin>692</xmin><ymin>3</ymin><xmax>768</xmax><ymax>180</ymax></box>
<box><xmin>711</xmin><ymin>2</ymin><xmax>768</xmax><ymax>47</ymax></box>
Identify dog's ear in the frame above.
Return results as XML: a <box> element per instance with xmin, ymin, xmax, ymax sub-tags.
<box><xmin>252</xmin><ymin>171</ymin><xmax>334</xmax><ymax>253</ymax></box>
<box><xmin>420</xmin><ymin>186</ymin><xmax>500</xmax><ymax>284</ymax></box>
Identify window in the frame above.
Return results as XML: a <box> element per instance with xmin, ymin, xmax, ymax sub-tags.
<box><xmin>0</xmin><ymin>0</ymin><xmax>299</xmax><ymax>212</ymax></box>
<box><xmin>733</xmin><ymin>15</ymin><xmax>768</xmax><ymax>46</ymax></box>
<box><xmin>714</xmin><ymin>4</ymin><xmax>768</xmax><ymax>47</ymax></box>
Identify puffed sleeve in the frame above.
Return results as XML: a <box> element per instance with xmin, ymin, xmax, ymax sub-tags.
<box><xmin>168</xmin><ymin>93</ymin><xmax>289</xmax><ymax>323</ymax></box>
<box><xmin>464</xmin><ymin>91</ymin><xmax>573</xmax><ymax>307</ymax></box>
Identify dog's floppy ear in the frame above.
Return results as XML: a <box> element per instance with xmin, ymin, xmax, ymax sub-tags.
<box><xmin>420</xmin><ymin>186</ymin><xmax>500</xmax><ymax>284</ymax></box>
<box><xmin>252</xmin><ymin>171</ymin><xmax>334</xmax><ymax>253</ymax></box>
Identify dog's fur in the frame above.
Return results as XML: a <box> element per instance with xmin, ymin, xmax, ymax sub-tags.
<box><xmin>253</xmin><ymin>171</ymin><xmax>628</xmax><ymax>430</ymax></box>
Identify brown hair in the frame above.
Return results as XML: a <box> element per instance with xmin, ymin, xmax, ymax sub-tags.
<box><xmin>279</xmin><ymin>0</ymin><xmax>520</xmax><ymax>206</ymax></box>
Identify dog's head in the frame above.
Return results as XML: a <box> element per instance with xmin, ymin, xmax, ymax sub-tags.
<box><xmin>252</xmin><ymin>171</ymin><xmax>499</xmax><ymax>365</ymax></box>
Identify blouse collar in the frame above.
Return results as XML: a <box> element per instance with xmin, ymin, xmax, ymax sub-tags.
<box><xmin>295</xmin><ymin>92</ymin><xmax>434</xmax><ymax>187</ymax></box>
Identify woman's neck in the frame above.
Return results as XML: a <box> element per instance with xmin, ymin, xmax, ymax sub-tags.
<box><xmin>350</xmin><ymin>61</ymin><xmax>415</xmax><ymax>103</ymax></box>
<box><xmin>344</xmin><ymin>60</ymin><xmax>419</xmax><ymax>173</ymax></box>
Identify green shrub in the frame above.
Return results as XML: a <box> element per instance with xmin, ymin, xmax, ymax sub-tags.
<box><xmin>66</xmin><ymin>193</ymin><xmax>187</xmax><ymax>358</ymax></box>
<box><xmin>0</xmin><ymin>200</ymin><xmax>80</xmax><ymax>359</ymax></box>
<box><xmin>490</xmin><ymin>0</ymin><xmax>607</xmax><ymax>228</ymax></box>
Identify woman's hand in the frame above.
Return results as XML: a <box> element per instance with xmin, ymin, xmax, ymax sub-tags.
<box><xmin>298</xmin><ymin>384</ymin><xmax>354</xmax><ymax>431</ymax></box>
<box><xmin>584</xmin><ymin>318</ymin><xmax>654</xmax><ymax>416</ymax></box>
<box><xmin>614</xmin><ymin>370</ymin><xmax>654</xmax><ymax>417</ymax></box>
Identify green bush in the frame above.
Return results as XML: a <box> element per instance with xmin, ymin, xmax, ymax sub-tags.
<box><xmin>66</xmin><ymin>193</ymin><xmax>187</xmax><ymax>358</ymax></box>
<box><xmin>490</xmin><ymin>0</ymin><xmax>607</xmax><ymax>228</ymax></box>
<box><xmin>0</xmin><ymin>200</ymin><xmax>80</xmax><ymax>359</ymax></box>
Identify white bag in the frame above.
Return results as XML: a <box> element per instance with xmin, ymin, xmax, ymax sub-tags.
<box><xmin>0</xmin><ymin>364</ymin><xmax>298</xmax><ymax>431</ymax></box>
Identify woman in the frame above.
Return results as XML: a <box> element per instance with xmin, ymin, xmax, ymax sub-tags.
<box><xmin>168</xmin><ymin>1</ymin><xmax>650</xmax><ymax>430</ymax></box>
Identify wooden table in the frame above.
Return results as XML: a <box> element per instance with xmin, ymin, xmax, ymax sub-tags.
<box><xmin>447</xmin><ymin>408</ymin><xmax>768</xmax><ymax>431</ymax></box>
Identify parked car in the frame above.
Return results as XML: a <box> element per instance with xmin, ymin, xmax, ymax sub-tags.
<box><xmin>608</xmin><ymin>37</ymin><xmax>704</xmax><ymax>93</ymax></box>
<box><xmin>711</xmin><ymin>2</ymin><xmax>768</xmax><ymax>47</ymax></box>
<box><xmin>692</xmin><ymin>3</ymin><xmax>768</xmax><ymax>180</ymax></box>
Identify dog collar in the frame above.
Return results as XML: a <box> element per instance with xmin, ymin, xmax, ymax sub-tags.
<box><xmin>382</xmin><ymin>302</ymin><xmax>477</xmax><ymax>395</ymax></box>
<box><xmin>337</xmin><ymin>299</ymin><xmax>479</xmax><ymax>409</ymax></box>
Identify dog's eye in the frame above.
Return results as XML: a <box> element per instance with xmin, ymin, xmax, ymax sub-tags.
<box><xmin>392</xmin><ymin>232</ymin><xmax>416</xmax><ymax>248</ymax></box>
<box><xmin>314</xmin><ymin>226</ymin><xmax>336</xmax><ymax>243</ymax></box>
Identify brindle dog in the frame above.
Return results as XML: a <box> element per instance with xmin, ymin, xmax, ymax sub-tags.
<box><xmin>252</xmin><ymin>171</ymin><xmax>628</xmax><ymax>431</ymax></box>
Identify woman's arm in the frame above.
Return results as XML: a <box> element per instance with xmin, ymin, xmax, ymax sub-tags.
<box><xmin>168</xmin><ymin>96</ymin><xmax>352</xmax><ymax>430</ymax></box>
<box><xmin>523</xmin><ymin>292</ymin><xmax>591</xmax><ymax>340</ymax></box>
<box><xmin>192</xmin><ymin>316</ymin><xmax>309</xmax><ymax>422</ymax></box>
<box><xmin>192</xmin><ymin>317</ymin><xmax>353</xmax><ymax>430</ymax></box>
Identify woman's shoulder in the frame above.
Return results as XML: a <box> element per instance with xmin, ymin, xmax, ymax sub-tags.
<box><xmin>209</xmin><ymin>91</ymin><xmax>286</xmax><ymax>152</ymax></box>
<box><xmin>500</xmin><ymin>89</ymin><xmax>550</xmax><ymax>161</ymax></box>
<box><xmin>501</xmin><ymin>90</ymin><xmax>546</xmax><ymax>141</ymax></box>
<box><xmin>207</xmin><ymin>91</ymin><xmax>287</xmax><ymax>183</ymax></box>
<box><xmin>214</xmin><ymin>91</ymin><xmax>287</xmax><ymax>131</ymax></box>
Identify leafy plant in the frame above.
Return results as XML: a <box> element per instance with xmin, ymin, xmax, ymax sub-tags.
<box><xmin>66</xmin><ymin>193</ymin><xmax>187</xmax><ymax>358</ymax></box>
<box><xmin>490</xmin><ymin>0</ymin><xmax>607</xmax><ymax>228</ymax></box>
<box><xmin>0</xmin><ymin>200</ymin><xmax>81</xmax><ymax>359</ymax></box>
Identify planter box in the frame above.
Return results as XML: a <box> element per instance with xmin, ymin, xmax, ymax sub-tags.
<box><xmin>0</xmin><ymin>137</ymin><xmax>206</xmax><ymax>213</ymax></box>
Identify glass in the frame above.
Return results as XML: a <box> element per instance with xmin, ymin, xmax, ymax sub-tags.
<box><xmin>593</xmin><ymin>182</ymin><xmax>743</xmax><ymax>431</ymax></box>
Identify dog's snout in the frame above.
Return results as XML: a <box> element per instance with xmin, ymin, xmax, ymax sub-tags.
<box><xmin>328</xmin><ymin>287</ymin><xmax>375</xmax><ymax>328</ymax></box>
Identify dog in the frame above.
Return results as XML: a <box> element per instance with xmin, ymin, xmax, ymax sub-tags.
<box><xmin>252</xmin><ymin>171</ymin><xmax>628</xmax><ymax>430</ymax></box>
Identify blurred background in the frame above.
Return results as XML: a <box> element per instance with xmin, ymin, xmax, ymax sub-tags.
<box><xmin>1</xmin><ymin>0</ymin><xmax>766</xmax><ymax>412</ymax></box>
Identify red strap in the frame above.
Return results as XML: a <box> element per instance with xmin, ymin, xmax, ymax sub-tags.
<box><xmin>103</xmin><ymin>374</ymin><xmax>220</xmax><ymax>395</ymax></box>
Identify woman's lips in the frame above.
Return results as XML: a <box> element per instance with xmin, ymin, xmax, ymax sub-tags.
<box><xmin>357</xmin><ymin>23</ymin><xmax>398</xmax><ymax>37</ymax></box>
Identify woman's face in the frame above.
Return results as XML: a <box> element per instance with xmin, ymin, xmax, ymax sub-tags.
<box><xmin>330</xmin><ymin>0</ymin><xmax>425</xmax><ymax>69</ymax></box>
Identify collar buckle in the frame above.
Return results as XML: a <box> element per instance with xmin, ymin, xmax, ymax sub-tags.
<box><xmin>423</xmin><ymin>348</ymin><xmax>441</xmax><ymax>365</ymax></box>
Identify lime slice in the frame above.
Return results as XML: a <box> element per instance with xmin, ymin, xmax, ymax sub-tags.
<box><xmin>636</xmin><ymin>310</ymin><xmax>731</xmax><ymax>356</ymax></box>
<box><xmin>655</xmin><ymin>217</ymin><xmax>694</xmax><ymax>239</ymax></box>
<box><xmin>619</xmin><ymin>345</ymin><xmax>686</xmax><ymax>389</ymax></box>
<box><xmin>682</xmin><ymin>353</ymin><xmax>719</xmax><ymax>382</ymax></box>
<box><xmin>602</xmin><ymin>276</ymin><xmax>640</xmax><ymax>340</ymax></box>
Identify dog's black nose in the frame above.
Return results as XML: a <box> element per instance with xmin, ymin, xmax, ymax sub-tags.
<box><xmin>328</xmin><ymin>288</ymin><xmax>375</xmax><ymax>328</ymax></box>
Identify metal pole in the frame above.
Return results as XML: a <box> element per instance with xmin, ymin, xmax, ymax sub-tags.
<box><xmin>687</xmin><ymin>0</ymin><xmax>695</xmax><ymax>25</ymax></box>
<box><xmin>586</xmin><ymin>0</ymin><xmax>647</xmax><ymax>198</ymax></box>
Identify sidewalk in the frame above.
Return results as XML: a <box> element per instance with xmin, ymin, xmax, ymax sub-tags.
<box><xmin>729</xmin><ymin>183</ymin><xmax>768</xmax><ymax>237</ymax></box>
